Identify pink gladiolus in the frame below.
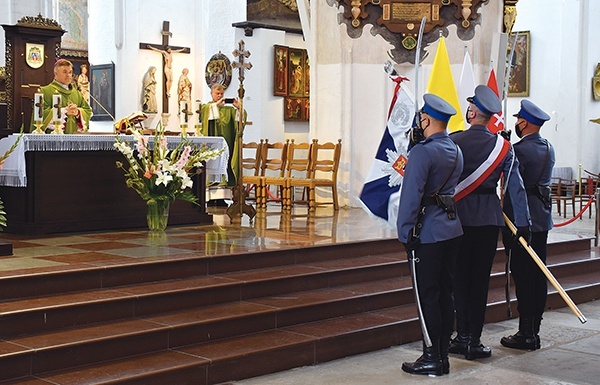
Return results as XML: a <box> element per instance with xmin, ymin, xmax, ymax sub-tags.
<box><xmin>175</xmin><ymin>146</ymin><xmax>191</xmax><ymax>169</ymax></box>
<box><xmin>137</xmin><ymin>136</ymin><xmax>148</xmax><ymax>153</ymax></box>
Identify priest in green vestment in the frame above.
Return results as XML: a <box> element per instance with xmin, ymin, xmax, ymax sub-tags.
<box><xmin>31</xmin><ymin>59</ymin><xmax>93</xmax><ymax>134</ymax></box>
<box><xmin>200</xmin><ymin>84</ymin><xmax>247</xmax><ymax>187</ymax></box>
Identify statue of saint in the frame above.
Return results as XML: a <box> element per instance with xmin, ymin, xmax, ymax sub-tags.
<box><xmin>77</xmin><ymin>64</ymin><xmax>90</xmax><ymax>103</ymax></box>
<box><xmin>142</xmin><ymin>66</ymin><xmax>158</xmax><ymax>113</ymax></box>
<box><xmin>178</xmin><ymin>68</ymin><xmax>192</xmax><ymax>105</ymax></box>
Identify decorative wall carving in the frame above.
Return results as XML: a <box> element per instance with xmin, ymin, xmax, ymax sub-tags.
<box><xmin>331</xmin><ymin>0</ymin><xmax>491</xmax><ymax>64</ymax></box>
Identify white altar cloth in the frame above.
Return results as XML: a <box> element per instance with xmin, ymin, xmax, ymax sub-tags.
<box><xmin>0</xmin><ymin>134</ymin><xmax>229</xmax><ymax>187</ymax></box>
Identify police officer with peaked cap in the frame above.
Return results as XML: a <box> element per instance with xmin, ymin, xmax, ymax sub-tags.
<box><xmin>449</xmin><ymin>85</ymin><xmax>531</xmax><ymax>360</ymax></box>
<box><xmin>397</xmin><ymin>93</ymin><xmax>464</xmax><ymax>376</ymax></box>
<box><xmin>501</xmin><ymin>99</ymin><xmax>554</xmax><ymax>351</ymax></box>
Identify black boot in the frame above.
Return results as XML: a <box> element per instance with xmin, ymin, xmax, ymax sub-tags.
<box><xmin>465</xmin><ymin>334</ymin><xmax>492</xmax><ymax>360</ymax></box>
<box><xmin>533</xmin><ymin>315</ymin><xmax>542</xmax><ymax>349</ymax></box>
<box><xmin>402</xmin><ymin>340</ymin><xmax>443</xmax><ymax>376</ymax></box>
<box><xmin>448</xmin><ymin>318</ymin><xmax>469</xmax><ymax>355</ymax></box>
<box><xmin>440</xmin><ymin>335</ymin><xmax>451</xmax><ymax>374</ymax></box>
<box><xmin>500</xmin><ymin>316</ymin><xmax>538</xmax><ymax>350</ymax></box>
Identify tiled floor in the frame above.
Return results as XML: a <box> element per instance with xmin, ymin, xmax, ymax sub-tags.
<box><xmin>0</xmin><ymin>203</ymin><xmax>597</xmax><ymax>385</ymax></box>
<box><xmin>0</xmin><ymin>205</ymin><xmax>396</xmax><ymax>275</ymax></box>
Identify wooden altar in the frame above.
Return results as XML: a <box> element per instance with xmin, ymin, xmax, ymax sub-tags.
<box><xmin>0</xmin><ymin>134</ymin><xmax>228</xmax><ymax>235</ymax></box>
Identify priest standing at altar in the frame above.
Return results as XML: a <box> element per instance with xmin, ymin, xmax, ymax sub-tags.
<box><xmin>200</xmin><ymin>83</ymin><xmax>246</xmax><ymax>188</ymax></box>
<box><xmin>32</xmin><ymin>59</ymin><xmax>93</xmax><ymax>133</ymax></box>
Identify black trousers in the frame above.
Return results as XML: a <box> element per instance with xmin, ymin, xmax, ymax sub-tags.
<box><xmin>413</xmin><ymin>237</ymin><xmax>461</xmax><ymax>341</ymax></box>
<box><xmin>510</xmin><ymin>231</ymin><xmax>548</xmax><ymax>318</ymax></box>
<box><xmin>453</xmin><ymin>226</ymin><xmax>499</xmax><ymax>338</ymax></box>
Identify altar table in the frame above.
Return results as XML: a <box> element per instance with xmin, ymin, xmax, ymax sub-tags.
<box><xmin>0</xmin><ymin>134</ymin><xmax>228</xmax><ymax>235</ymax></box>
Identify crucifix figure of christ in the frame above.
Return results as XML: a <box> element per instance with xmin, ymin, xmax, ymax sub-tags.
<box><xmin>140</xmin><ymin>21</ymin><xmax>190</xmax><ymax>114</ymax></box>
<box><xmin>226</xmin><ymin>40</ymin><xmax>255</xmax><ymax>222</ymax></box>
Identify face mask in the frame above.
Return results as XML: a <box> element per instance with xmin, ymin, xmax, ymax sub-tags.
<box><xmin>515</xmin><ymin>121</ymin><xmax>524</xmax><ymax>138</ymax></box>
<box><xmin>465</xmin><ymin>107</ymin><xmax>472</xmax><ymax>124</ymax></box>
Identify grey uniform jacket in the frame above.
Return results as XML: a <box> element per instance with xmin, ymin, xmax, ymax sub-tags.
<box><xmin>397</xmin><ymin>131</ymin><xmax>464</xmax><ymax>244</ymax></box>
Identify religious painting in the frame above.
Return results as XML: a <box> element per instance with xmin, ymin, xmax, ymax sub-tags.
<box><xmin>302</xmin><ymin>98</ymin><xmax>310</xmax><ymax>121</ymax></box>
<box><xmin>508</xmin><ymin>31</ymin><xmax>530</xmax><ymax>97</ymax></box>
<box><xmin>90</xmin><ymin>63</ymin><xmax>115</xmax><ymax>121</ymax></box>
<box><xmin>59</xmin><ymin>0</ymin><xmax>88</xmax><ymax>52</ymax></box>
<box><xmin>304</xmin><ymin>55</ymin><xmax>310</xmax><ymax>97</ymax></box>
<box><xmin>273</xmin><ymin>45</ymin><xmax>289</xmax><ymax>96</ymax></box>
<box><xmin>284</xmin><ymin>97</ymin><xmax>305</xmax><ymax>121</ymax></box>
<box><xmin>288</xmin><ymin>48</ymin><xmax>305</xmax><ymax>97</ymax></box>
<box><xmin>205</xmin><ymin>52</ymin><xmax>232</xmax><ymax>89</ymax></box>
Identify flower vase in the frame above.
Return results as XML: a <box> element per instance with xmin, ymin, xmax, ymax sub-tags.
<box><xmin>146</xmin><ymin>199</ymin><xmax>170</xmax><ymax>231</ymax></box>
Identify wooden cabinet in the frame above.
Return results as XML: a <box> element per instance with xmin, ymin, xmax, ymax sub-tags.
<box><xmin>2</xmin><ymin>15</ymin><xmax>65</xmax><ymax>135</ymax></box>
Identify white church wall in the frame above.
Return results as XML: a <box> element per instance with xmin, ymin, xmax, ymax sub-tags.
<box><xmin>315</xmin><ymin>1</ymin><xmax>501</xmax><ymax>208</ymax></box>
<box><xmin>508</xmin><ymin>0</ymin><xmax>600</xmax><ymax>178</ymax></box>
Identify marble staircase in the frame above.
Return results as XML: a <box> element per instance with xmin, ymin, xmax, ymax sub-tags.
<box><xmin>0</xmin><ymin>236</ymin><xmax>598</xmax><ymax>384</ymax></box>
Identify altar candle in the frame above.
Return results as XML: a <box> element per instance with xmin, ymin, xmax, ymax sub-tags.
<box><xmin>52</xmin><ymin>93</ymin><xmax>62</xmax><ymax>122</ymax></box>
<box><xmin>33</xmin><ymin>93</ymin><xmax>44</xmax><ymax>122</ymax></box>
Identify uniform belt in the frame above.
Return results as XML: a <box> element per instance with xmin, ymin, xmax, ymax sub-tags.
<box><xmin>472</xmin><ymin>187</ymin><xmax>496</xmax><ymax>194</ymax></box>
<box><xmin>526</xmin><ymin>185</ymin><xmax>549</xmax><ymax>195</ymax></box>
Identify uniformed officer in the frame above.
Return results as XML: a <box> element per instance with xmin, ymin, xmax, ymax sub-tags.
<box><xmin>397</xmin><ymin>94</ymin><xmax>464</xmax><ymax>376</ymax></box>
<box><xmin>501</xmin><ymin>100</ymin><xmax>554</xmax><ymax>350</ymax></box>
<box><xmin>449</xmin><ymin>85</ymin><xmax>531</xmax><ymax>360</ymax></box>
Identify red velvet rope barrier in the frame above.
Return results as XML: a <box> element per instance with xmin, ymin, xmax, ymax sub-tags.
<box><xmin>554</xmin><ymin>197</ymin><xmax>595</xmax><ymax>227</ymax></box>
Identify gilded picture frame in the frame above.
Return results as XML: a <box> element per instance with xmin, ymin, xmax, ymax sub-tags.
<box><xmin>508</xmin><ymin>31</ymin><xmax>530</xmax><ymax>97</ymax></box>
<box><xmin>284</xmin><ymin>97</ymin><xmax>305</xmax><ymax>121</ymax></box>
<box><xmin>273</xmin><ymin>45</ymin><xmax>289</xmax><ymax>96</ymax></box>
<box><xmin>288</xmin><ymin>48</ymin><xmax>305</xmax><ymax>97</ymax></box>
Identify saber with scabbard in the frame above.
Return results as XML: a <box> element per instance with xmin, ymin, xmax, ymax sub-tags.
<box><xmin>407</xmin><ymin>16</ymin><xmax>432</xmax><ymax>348</ymax></box>
<box><xmin>503</xmin><ymin>213</ymin><xmax>587</xmax><ymax>324</ymax></box>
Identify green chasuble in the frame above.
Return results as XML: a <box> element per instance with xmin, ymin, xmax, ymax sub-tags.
<box><xmin>200</xmin><ymin>103</ymin><xmax>247</xmax><ymax>187</ymax></box>
<box><xmin>32</xmin><ymin>80</ymin><xmax>93</xmax><ymax>134</ymax></box>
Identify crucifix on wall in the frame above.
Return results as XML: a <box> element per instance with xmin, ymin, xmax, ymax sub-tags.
<box><xmin>140</xmin><ymin>21</ymin><xmax>190</xmax><ymax>114</ymax></box>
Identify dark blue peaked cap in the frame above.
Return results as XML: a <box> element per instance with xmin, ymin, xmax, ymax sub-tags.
<box><xmin>513</xmin><ymin>99</ymin><xmax>551</xmax><ymax>126</ymax></box>
<box><xmin>421</xmin><ymin>93</ymin><xmax>456</xmax><ymax>123</ymax></box>
<box><xmin>467</xmin><ymin>85</ymin><xmax>502</xmax><ymax>115</ymax></box>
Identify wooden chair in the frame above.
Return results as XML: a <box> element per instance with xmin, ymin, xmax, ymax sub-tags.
<box><xmin>241</xmin><ymin>140</ymin><xmax>264</xmax><ymax>207</ymax></box>
<box><xmin>261</xmin><ymin>139</ymin><xmax>290</xmax><ymax>209</ymax></box>
<box><xmin>286</xmin><ymin>140</ymin><xmax>315</xmax><ymax>212</ymax></box>
<box><xmin>309</xmin><ymin>139</ymin><xmax>342</xmax><ymax>210</ymax></box>
<box><xmin>552</xmin><ymin>178</ymin><xmax>577</xmax><ymax>218</ymax></box>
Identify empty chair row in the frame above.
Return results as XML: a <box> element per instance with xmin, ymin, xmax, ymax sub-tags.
<box><xmin>241</xmin><ymin>138</ymin><xmax>342</xmax><ymax>211</ymax></box>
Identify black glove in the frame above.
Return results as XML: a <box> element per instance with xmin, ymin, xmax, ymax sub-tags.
<box><xmin>502</xmin><ymin>226</ymin><xmax>531</xmax><ymax>250</ymax></box>
<box><xmin>500</xmin><ymin>129</ymin><xmax>512</xmax><ymax>142</ymax></box>
<box><xmin>403</xmin><ymin>232</ymin><xmax>421</xmax><ymax>253</ymax></box>
<box><xmin>515</xmin><ymin>226</ymin><xmax>531</xmax><ymax>246</ymax></box>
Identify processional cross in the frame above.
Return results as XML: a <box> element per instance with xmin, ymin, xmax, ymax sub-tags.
<box><xmin>139</xmin><ymin>21</ymin><xmax>190</xmax><ymax>114</ymax></box>
<box><xmin>226</xmin><ymin>40</ymin><xmax>256</xmax><ymax>222</ymax></box>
